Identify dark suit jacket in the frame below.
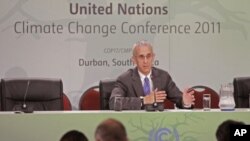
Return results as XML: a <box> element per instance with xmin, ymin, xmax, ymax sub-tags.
<box><xmin>109</xmin><ymin>67</ymin><xmax>183</xmax><ymax>110</ymax></box>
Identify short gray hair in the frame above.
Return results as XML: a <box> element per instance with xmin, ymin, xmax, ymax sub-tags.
<box><xmin>132</xmin><ymin>40</ymin><xmax>153</xmax><ymax>56</ymax></box>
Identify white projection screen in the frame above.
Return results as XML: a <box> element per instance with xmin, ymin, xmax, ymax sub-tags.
<box><xmin>0</xmin><ymin>0</ymin><xmax>250</xmax><ymax>109</ymax></box>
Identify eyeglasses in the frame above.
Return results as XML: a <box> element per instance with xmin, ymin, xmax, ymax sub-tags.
<box><xmin>136</xmin><ymin>54</ymin><xmax>153</xmax><ymax>60</ymax></box>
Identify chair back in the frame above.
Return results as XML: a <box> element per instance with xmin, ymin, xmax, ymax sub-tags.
<box><xmin>63</xmin><ymin>94</ymin><xmax>72</xmax><ymax>110</ymax></box>
<box><xmin>192</xmin><ymin>85</ymin><xmax>219</xmax><ymax>108</ymax></box>
<box><xmin>1</xmin><ymin>78</ymin><xmax>63</xmax><ymax>111</ymax></box>
<box><xmin>99</xmin><ymin>79</ymin><xmax>116</xmax><ymax>110</ymax></box>
<box><xmin>79</xmin><ymin>86</ymin><xmax>100</xmax><ymax>110</ymax></box>
<box><xmin>233</xmin><ymin>77</ymin><xmax>250</xmax><ymax>108</ymax></box>
<box><xmin>163</xmin><ymin>99</ymin><xmax>175</xmax><ymax>109</ymax></box>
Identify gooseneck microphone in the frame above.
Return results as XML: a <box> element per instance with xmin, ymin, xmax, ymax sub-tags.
<box><xmin>154</xmin><ymin>90</ymin><xmax>164</xmax><ymax>111</ymax></box>
<box><xmin>153</xmin><ymin>90</ymin><xmax>158</xmax><ymax>107</ymax></box>
<box><xmin>21</xmin><ymin>80</ymin><xmax>33</xmax><ymax>113</ymax></box>
<box><xmin>22</xmin><ymin>80</ymin><xmax>30</xmax><ymax>109</ymax></box>
<box><xmin>14</xmin><ymin>80</ymin><xmax>34</xmax><ymax>113</ymax></box>
<box><xmin>145</xmin><ymin>89</ymin><xmax>164</xmax><ymax>112</ymax></box>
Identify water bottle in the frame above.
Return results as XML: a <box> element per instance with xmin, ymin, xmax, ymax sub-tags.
<box><xmin>219</xmin><ymin>83</ymin><xmax>235</xmax><ymax>111</ymax></box>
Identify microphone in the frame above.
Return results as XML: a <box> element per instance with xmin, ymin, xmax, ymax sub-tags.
<box><xmin>145</xmin><ymin>89</ymin><xmax>164</xmax><ymax>112</ymax></box>
<box><xmin>154</xmin><ymin>90</ymin><xmax>164</xmax><ymax>112</ymax></box>
<box><xmin>20</xmin><ymin>80</ymin><xmax>33</xmax><ymax>113</ymax></box>
<box><xmin>22</xmin><ymin>80</ymin><xmax>30</xmax><ymax>109</ymax></box>
<box><xmin>153</xmin><ymin>90</ymin><xmax>158</xmax><ymax>107</ymax></box>
<box><xmin>13</xmin><ymin>80</ymin><xmax>33</xmax><ymax>113</ymax></box>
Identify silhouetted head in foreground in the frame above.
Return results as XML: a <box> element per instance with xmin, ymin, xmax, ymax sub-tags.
<box><xmin>60</xmin><ymin>130</ymin><xmax>88</xmax><ymax>141</ymax></box>
<box><xmin>95</xmin><ymin>118</ymin><xmax>128</xmax><ymax>141</ymax></box>
<box><xmin>216</xmin><ymin>119</ymin><xmax>245</xmax><ymax>141</ymax></box>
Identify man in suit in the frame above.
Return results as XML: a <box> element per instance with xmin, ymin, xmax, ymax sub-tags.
<box><xmin>109</xmin><ymin>40</ymin><xmax>195</xmax><ymax>110</ymax></box>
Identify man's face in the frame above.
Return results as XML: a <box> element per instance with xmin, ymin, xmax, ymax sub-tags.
<box><xmin>132</xmin><ymin>45</ymin><xmax>155</xmax><ymax>75</ymax></box>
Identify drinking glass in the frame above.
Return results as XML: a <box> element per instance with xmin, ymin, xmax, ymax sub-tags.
<box><xmin>203</xmin><ymin>94</ymin><xmax>211</xmax><ymax>111</ymax></box>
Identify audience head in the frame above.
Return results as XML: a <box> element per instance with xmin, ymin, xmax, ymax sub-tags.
<box><xmin>132</xmin><ymin>40</ymin><xmax>155</xmax><ymax>75</ymax></box>
<box><xmin>60</xmin><ymin>130</ymin><xmax>88</xmax><ymax>141</ymax></box>
<box><xmin>216</xmin><ymin>119</ymin><xmax>245</xmax><ymax>141</ymax></box>
<box><xmin>95</xmin><ymin>118</ymin><xmax>128</xmax><ymax>141</ymax></box>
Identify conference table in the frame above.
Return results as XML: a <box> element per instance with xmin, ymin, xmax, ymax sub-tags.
<box><xmin>0</xmin><ymin>109</ymin><xmax>249</xmax><ymax>141</ymax></box>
